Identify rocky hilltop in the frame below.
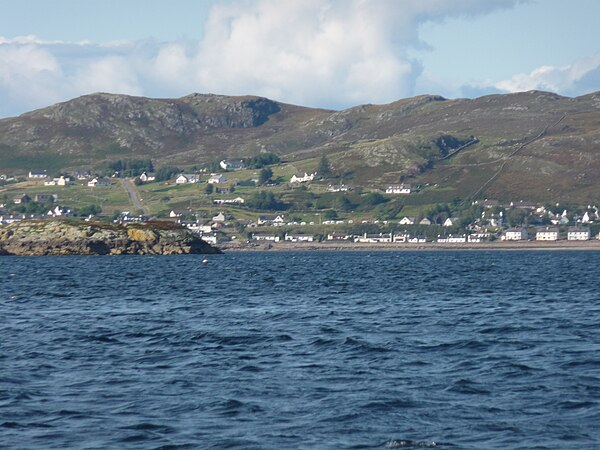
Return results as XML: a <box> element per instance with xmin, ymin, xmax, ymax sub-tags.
<box><xmin>0</xmin><ymin>220</ymin><xmax>222</xmax><ymax>256</ymax></box>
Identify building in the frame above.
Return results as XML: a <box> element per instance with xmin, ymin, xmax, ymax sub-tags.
<box><xmin>207</xmin><ymin>174</ymin><xmax>227</xmax><ymax>184</ymax></box>
<box><xmin>28</xmin><ymin>169</ymin><xmax>47</xmax><ymax>179</ymax></box>
<box><xmin>219</xmin><ymin>160</ymin><xmax>246</xmax><ymax>171</ymax></box>
<box><xmin>443</xmin><ymin>217</ymin><xmax>460</xmax><ymax>227</ymax></box>
<box><xmin>257</xmin><ymin>215</ymin><xmax>285</xmax><ymax>225</ymax></box>
<box><xmin>567</xmin><ymin>227</ymin><xmax>590</xmax><ymax>241</ymax></box>
<box><xmin>44</xmin><ymin>176</ymin><xmax>70</xmax><ymax>186</ymax></box>
<box><xmin>472</xmin><ymin>199</ymin><xmax>500</xmax><ymax>208</ymax></box>
<box><xmin>13</xmin><ymin>194</ymin><xmax>31</xmax><ymax>205</ymax></box>
<box><xmin>393</xmin><ymin>233</ymin><xmax>408</xmax><ymax>243</ymax></box>
<box><xmin>385</xmin><ymin>184</ymin><xmax>411</xmax><ymax>194</ymax></box>
<box><xmin>504</xmin><ymin>227</ymin><xmax>528</xmax><ymax>241</ymax></box>
<box><xmin>326</xmin><ymin>233</ymin><xmax>353</xmax><ymax>241</ymax></box>
<box><xmin>398</xmin><ymin>216</ymin><xmax>416</xmax><ymax>225</ymax></box>
<box><xmin>88</xmin><ymin>178</ymin><xmax>111</xmax><ymax>187</ymax></box>
<box><xmin>176</xmin><ymin>174</ymin><xmax>201</xmax><ymax>184</ymax></box>
<box><xmin>419</xmin><ymin>218</ymin><xmax>432</xmax><ymax>225</ymax></box>
<box><xmin>47</xmin><ymin>206</ymin><xmax>71</xmax><ymax>217</ymax></box>
<box><xmin>139</xmin><ymin>172</ymin><xmax>156</xmax><ymax>182</ymax></box>
<box><xmin>355</xmin><ymin>233</ymin><xmax>392</xmax><ymax>243</ymax></box>
<box><xmin>213</xmin><ymin>197</ymin><xmax>245</xmax><ymax>205</ymax></box>
<box><xmin>327</xmin><ymin>184</ymin><xmax>349</xmax><ymax>192</ymax></box>
<box><xmin>252</xmin><ymin>234</ymin><xmax>280</xmax><ymax>242</ymax></box>
<box><xmin>284</xmin><ymin>233</ymin><xmax>315</xmax><ymax>242</ymax></box>
<box><xmin>536</xmin><ymin>227</ymin><xmax>559</xmax><ymax>241</ymax></box>
<box><xmin>169</xmin><ymin>209</ymin><xmax>188</xmax><ymax>218</ymax></box>
<box><xmin>510</xmin><ymin>200</ymin><xmax>537</xmax><ymax>209</ymax></box>
<box><xmin>290</xmin><ymin>173</ymin><xmax>316</xmax><ymax>183</ymax></box>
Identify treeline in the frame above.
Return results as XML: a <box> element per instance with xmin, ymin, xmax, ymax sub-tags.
<box><xmin>106</xmin><ymin>159</ymin><xmax>154</xmax><ymax>177</ymax></box>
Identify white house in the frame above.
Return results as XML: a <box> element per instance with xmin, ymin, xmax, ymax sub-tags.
<box><xmin>88</xmin><ymin>178</ymin><xmax>111</xmax><ymax>187</ymax></box>
<box><xmin>169</xmin><ymin>209</ymin><xmax>187</xmax><ymax>218</ymax></box>
<box><xmin>176</xmin><ymin>174</ymin><xmax>201</xmax><ymax>184</ymax></box>
<box><xmin>219</xmin><ymin>160</ymin><xmax>245</xmax><ymax>171</ymax></box>
<box><xmin>207</xmin><ymin>174</ymin><xmax>227</xmax><ymax>184</ymax></box>
<box><xmin>284</xmin><ymin>233</ymin><xmax>315</xmax><ymax>242</ymax></box>
<box><xmin>45</xmin><ymin>176</ymin><xmax>69</xmax><ymax>186</ymax></box>
<box><xmin>212</xmin><ymin>212</ymin><xmax>227</xmax><ymax>222</ymax></box>
<box><xmin>252</xmin><ymin>234</ymin><xmax>280</xmax><ymax>242</ymax></box>
<box><xmin>28</xmin><ymin>169</ymin><xmax>47</xmax><ymax>179</ymax></box>
<box><xmin>355</xmin><ymin>233</ymin><xmax>392</xmax><ymax>243</ymax></box>
<box><xmin>385</xmin><ymin>184</ymin><xmax>411</xmax><ymax>194</ymax></box>
<box><xmin>201</xmin><ymin>234</ymin><xmax>218</xmax><ymax>245</ymax></box>
<box><xmin>290</xmin><ymin>172</ymin><xmax>316</xmax><ymax>183</ymax></box>
<box><xmin>536</xmin><ymin>227</ymin><xmax>559</xmax><ymax>241</ymax></box>
<box><xmin>213</xmin><ymin>197</ymin><xmax>245</xmax><ymax>205</ymax></box>
<box><xmin>326</xmin><ymin>233</ymin><xmax>353</xmax><ymax>241</ymax></box>
<box><xmin>328</xmin><ymin>184</ymin><xmax>349</xmax><ymax>192</ymax></box>
<box><xmin>258</xmin><ymin>215</ymin><xmax>285</xmax><ymax>225</ymax></box>
<box><xmin>57</xmin><ymin>176</ymin><xmax>70</xmax><ymax>186</ymax></box>
<box><xmin>443</xmin><ymin>217</ymin><xmax>460</xmax><ymax>227</ymax></box>
<box><xmin>139</xmin><ymin>171</ymin><xmax>156</xmax><ymax>182</ymax></box>
<box><xmin>398</xmin><ymin>216</ymin><xmax>416</xmax><ymax>225</ymax></box>
<box><xmin>182</xmin><ymin>222</ymin><xmax>213</xmax><ymax>234</ymax></box>
<box><xmin>567</xmin><ymin>227</ymin><xmax>590</xmax><ymax>241</ymax></box>
<box><xmin>419</xmin><ymin>217</ymin><xmax>432</xmax><ymax>225</ymax></box>
<box><xmin>47</xmin><ymin>205</ymin><xmax>71</xmax><ymax>217</ymax></box>
<box><xmin>504</xmin><ymin>227</ymin><xmax>528</xmax><ymax>241</ymax></box>
<box><xmin>393</xmin><ymin>233</ymin><xmax>408</xmax><ymax>243</ymax></box>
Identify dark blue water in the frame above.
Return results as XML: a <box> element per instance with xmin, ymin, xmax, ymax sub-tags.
<box><xmin>2</xmin><ymin>251</ymin><xmax>600</xmax><ymax>449</ymax></box>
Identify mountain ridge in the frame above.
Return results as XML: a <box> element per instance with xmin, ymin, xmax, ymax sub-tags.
<box><xmin>1</xmin><ymin>90</ymin><xmax>599</xmax><ymax>202</ymax></box>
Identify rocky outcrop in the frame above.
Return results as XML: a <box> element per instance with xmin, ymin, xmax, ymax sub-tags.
<box><xmin>0</xmin><ymin>220</ymin><xmax>222</xmax><ymax>256</ymax></box>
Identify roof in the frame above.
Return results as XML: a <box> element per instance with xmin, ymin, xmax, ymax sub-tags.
<box><xmin>568</xmin><ymin>226</ymin><xmax>590</xmax><ymax>232</ymax></box>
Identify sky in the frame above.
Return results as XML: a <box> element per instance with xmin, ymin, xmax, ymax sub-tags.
<box><xmin>0</xmin><ymin>0</ymin><xmax>599</xmax><ymax>118</ymax></box>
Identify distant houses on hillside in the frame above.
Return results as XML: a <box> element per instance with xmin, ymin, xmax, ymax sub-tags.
<box><xmin>385</xmin><ymin>184</ymin><xmax>411</xmax><ymax>194</ymax></box>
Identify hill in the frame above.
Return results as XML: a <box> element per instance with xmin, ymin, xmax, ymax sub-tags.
<box><xmin>1</xmin><ymin>90</ymin><xmax>599</xmax><ymax>203</ymax></box>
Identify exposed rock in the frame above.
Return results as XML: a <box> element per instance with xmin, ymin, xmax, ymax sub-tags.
<box><xmin>0</xmin><ymin>220</ymin><xmax>222</xmax><ymax>256</ymax></box>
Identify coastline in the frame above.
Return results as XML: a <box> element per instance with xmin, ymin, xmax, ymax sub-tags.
<box><xmin>218</xmin><ymin>240</ymin><xmax>600</xmax><ymax>252</ymax></box>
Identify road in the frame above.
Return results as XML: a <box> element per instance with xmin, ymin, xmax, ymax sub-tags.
<box><xmin>120</xmin><ymin>178</ymin><xmax>147</xmax><ymax>213</ymax></box>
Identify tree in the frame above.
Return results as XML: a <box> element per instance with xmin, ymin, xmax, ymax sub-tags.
<box><xmin>259</xmin><ymin>167</ymin><xmax>273</xmax><ymax>185</ymax></box>
<box><xmin>155</xmin><ymin>166</ymin><xmax>180</xmax><ymax>182</ymax></box>
<box><xmin>244</xmin><ymin>153</ymin><xmax>280</xmax><ymax>168</ymax></box>
<box><xmin>317</xmin><ymin>154</ymin><xmax>331</xmax><ymax>179</ymax></box>
<box><xmin>246</xmin><ymin>191</ymin><xmax>285</xmax><ymax>210</ymax></box>
<box><xmin>204</xmin><ymin>183</ymin><xmax>214</xmax><ymax>194</ymax></box>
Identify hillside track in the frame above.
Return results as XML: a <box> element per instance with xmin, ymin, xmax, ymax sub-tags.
<box><xmin>469</xmin><ymin>113</ymin><xmax>567</xmax><ymax>199</ymax></box>
<box><xmin>120</xmin><ymin>179</ymin><xmax>147</xmax><ymax>214</ymax></box>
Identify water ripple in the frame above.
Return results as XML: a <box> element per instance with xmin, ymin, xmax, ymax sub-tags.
<box><xmin>1</xmin><ymin>251</ymin><xmax>600</xmax><ymax>449</ymax></box>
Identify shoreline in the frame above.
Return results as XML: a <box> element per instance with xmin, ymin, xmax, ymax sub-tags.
<box><xmin>218</xmin><ymin>240</ymin><xmax>600</xmax><ymax>252</ymax></box>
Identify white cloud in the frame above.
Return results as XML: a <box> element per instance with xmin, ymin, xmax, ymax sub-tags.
<box><xmin>494</xmin><ymin>54</ymin><xmax>600</xmax><ymax>96</ymax></box>
<box><xmin>1</xmin><ymin>0</ymin><xmax>569</xmax><ymax>118</ymax></box>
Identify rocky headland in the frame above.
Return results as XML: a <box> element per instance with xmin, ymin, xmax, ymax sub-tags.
<box><xmin>0</xmin><ymin>220</ymin><xmax>222</xmax><ymax>256</ymax></box>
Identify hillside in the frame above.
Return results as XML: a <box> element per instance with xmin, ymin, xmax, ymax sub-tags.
<box><xmin>1</xmin><ymin>90</ymin><xmax>599</xmax><ymax>202</ymax></box>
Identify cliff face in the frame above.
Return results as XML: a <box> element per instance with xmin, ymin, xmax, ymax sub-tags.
<box><xmin>0</xmin><ymin>220</ymin><xmax>222</xmax><ymax>256</ymax></box>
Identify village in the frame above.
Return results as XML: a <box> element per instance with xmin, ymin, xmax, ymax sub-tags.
<box><xmin>1</xmin><ymin>160</ymin><xmax>600</xmax><ymax>248</ymax></box>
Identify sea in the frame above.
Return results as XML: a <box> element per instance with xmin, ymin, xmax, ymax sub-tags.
<box><xmin>1</xmin><ymin>251</ymin><xmax>600</xmax><ymax>449</ymax></box>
